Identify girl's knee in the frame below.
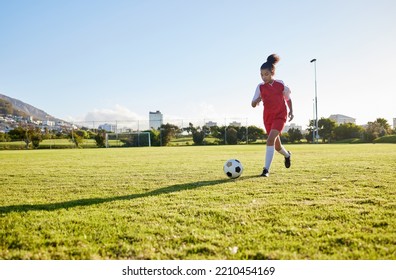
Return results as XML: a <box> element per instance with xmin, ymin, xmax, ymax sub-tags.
<box><xmin>266</xmin><ymin>130</ymin><xmax>280</xmax><ymax>146</ymax></box>
<box><xmin>267</xmin><ymin>137</ymin><xmax>276</xmax><ymax>146</ymax></box>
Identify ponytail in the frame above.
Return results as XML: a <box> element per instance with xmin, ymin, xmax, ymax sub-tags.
<box><xmin>260</xmin><ymin>54</ymin><xmax>280</xmax><ymax>74</ymax></box>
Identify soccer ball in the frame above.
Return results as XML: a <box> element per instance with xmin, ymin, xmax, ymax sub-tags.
<box><xmin>223</xmin><ymin>159</ymin><xmax>243</xmax><ymax>179</ymax></box>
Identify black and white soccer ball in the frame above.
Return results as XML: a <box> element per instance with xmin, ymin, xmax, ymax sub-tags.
<box><xmin>223</xmin><ymin>159</ymin><xmax>243</xmax><ymax>179</ymax></box>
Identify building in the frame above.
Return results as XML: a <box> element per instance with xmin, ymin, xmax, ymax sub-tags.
<box><xmin>98</xmin><ymin>123</ymin><xmax>117</xmax><ymax>132</ymax></box>
<box><xmin>393</xmin><ymin>118</ymin><xmax>396</xmax><ymax>129</ymax></box>
<box><xmin>42</xmin><ymin>120</ymin><xmax>55</xmax><ymax>127</ymax></box>
<box><xmin>229</xmin><ymin>121</ymin><xmax>241</xmax><ymax>127</ymax></box>
<box><xmin>205</xmin><ymin>121</ymin><xmax>217</xmax><ymax>127</ymax></box>
<box><xmin>283</xmin><ymin>123</ymin><xmax>303</xmax><ymax>133</ymax></box>
<box><xmin>149</xmin><ymin>111</ymin><xmax>163</xmax><ymax>129</ymax></box>
<box><xmin>329</xmin><ymin>114</ymin><xmax>356</xmax><ymax>125</ymax></box>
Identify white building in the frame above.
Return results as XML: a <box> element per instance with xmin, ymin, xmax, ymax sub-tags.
<box><xmin>205</xmin><ymin>121</ymin><xmax>217</xmax><ymax>127</ymax></box>
<box><xmin>98</xmin><ymin>123</ymin><xmax>117</xmax><ymax>132</ymax></box>
<box><xmin>283</xmin><ymin>123</ymin><xmax>303</xmax><ymax>133</ymax></box>
<box><xmin>149</xmin><ymin>111</ymin><xmax>163</xmax><ymax>129</ymax></box>
<box><xmin>329</xmin><ymin>114</ymin><xmax>356</xmax><ymax>125</ymax></box>
<box><xmin>42</xmin><ymin>120</ymin><xmax>55</xmax><ymax>127</ymax></box>
<box><xmin>393</xmin><ymin>118</ymin><xmax>396</xmax><ymax>129</ymax></box>
<box><xmin>229</xmin><ymin>121</ymin><xmax>241</xmax><ymax>127</ymax></box>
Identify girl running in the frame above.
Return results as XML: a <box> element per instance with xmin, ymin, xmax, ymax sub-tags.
<box><xmin>251</xmin><ymin>54</ymin><xmax>294</xmax><ymax>177</ymax></box>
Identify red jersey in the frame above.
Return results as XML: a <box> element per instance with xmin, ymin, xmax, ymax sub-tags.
<box><xmin>252</xmin><ymin>80</ymin><xmax>291</xmax><ymax>133</ymax></box>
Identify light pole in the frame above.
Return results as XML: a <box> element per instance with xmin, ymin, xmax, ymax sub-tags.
<box><xmin>312</xmin><ymin>99</ymin><xmax>315</xmax><ymax>144</ymax></box>
<box><xmin>310</xmin><ymin>58</ymin><xmax>318</xmax><ymax>143</ymax></box>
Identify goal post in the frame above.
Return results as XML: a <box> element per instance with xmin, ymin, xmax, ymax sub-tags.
<box><xmin>105</xmin><ymin>132</ymin><xmax>151</xmax><ymax>148</ymax></box>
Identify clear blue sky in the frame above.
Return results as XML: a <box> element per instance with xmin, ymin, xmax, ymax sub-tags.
<box><xmin>1</xmin><ymin>0</ymin><xmax>395</xmax><ymax>128</ymax></box>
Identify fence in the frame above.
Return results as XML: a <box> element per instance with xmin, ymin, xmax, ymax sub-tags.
<box><xmin>72</xmin><ymin>118</ymin><xmax>252</xmax><ymax>133</ymax></box>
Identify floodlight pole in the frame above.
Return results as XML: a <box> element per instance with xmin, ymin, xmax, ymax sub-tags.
<box><xmin>312</xmin><ymin>99</ymin><xmax>315</xmax><ymax>144</ymax></box>
<box><xmin>310</xmin><ymin>58</ymin><xmax>318</xmax><ymax>143</ymax></box>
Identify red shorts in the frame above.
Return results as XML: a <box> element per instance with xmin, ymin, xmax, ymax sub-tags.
<box><xmin>264</xmin><ymin>113</ymin><xmax>286</xmax><ymax>134</ymax></box>
<box><xmin>264</xmin><ymin>119</ymin><xmax>286</xmax><ymax>134</ymax></box>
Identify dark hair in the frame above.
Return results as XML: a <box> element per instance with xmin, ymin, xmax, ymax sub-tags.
<box><xmin>260</xmin><ymin>54</ymin><xmax>280</xmax><ymax>74</ymax></box>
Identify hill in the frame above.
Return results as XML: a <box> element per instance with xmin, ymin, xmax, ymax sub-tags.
<box><xmin>0</xmin><ymin>93</ymin><xmax>62</xmax><ymax>122</ymax></box>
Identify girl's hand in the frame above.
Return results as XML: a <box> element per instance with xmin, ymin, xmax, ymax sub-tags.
<box><xmin>251</xmin><ymin>97</ymin><xmax>261</xmax><ymax>108</ymax></box>
<box><xmin>288</xmin><ymin>111</ymin><xmax>294</xmax><ymax>121</ymax></box>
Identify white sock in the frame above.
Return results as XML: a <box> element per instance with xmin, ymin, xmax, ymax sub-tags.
<box><xmin>265</xmin><ymin>145</ymin><xmax>275</xmax><ymax>171</ymax></box>
<box><xmin>277</xmin><ymin>145</ymin><xmax>290</xmax><ymax>158</ymax></box>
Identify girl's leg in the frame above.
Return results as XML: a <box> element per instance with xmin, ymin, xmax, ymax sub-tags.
<box><xmin>275</xmin><ymin>136</ymin><xmax>290</xmax><ymax>157</ymax></box>
<box><xmin>263</xmin><ymin>129</ymin><xmax>280</xmax><ymax>176</ymax></box>
<box><xmin>274</xmin><ymin>135</ymin><xmax>282</xmax><ymax>151</ymax></box>
<box><xmin>275</xmin><ymin>135</ymin><xmax>292</xmax><ymax>168</ymax></box>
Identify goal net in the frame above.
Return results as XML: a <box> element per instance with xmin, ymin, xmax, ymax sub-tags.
<box><xmin>105</xmin><ymin>132</ymin><xmax>151</xmax><ymax>148</ymax></box>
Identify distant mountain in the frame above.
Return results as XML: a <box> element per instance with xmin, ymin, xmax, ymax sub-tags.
<box><xmin>0</xmin><ymin>93</ymin><xmax>63</xmax><ymax>122</ymax></box>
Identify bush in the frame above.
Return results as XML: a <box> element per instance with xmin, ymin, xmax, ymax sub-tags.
<box><xmin>0</xmin><ymin>132</ymin><xmax>10</xmax><ymax>142</ymax></box>
<box><xmin>333</xmin><ymin>123</ymin><xmax>364</xmax><ymax>141</ymax></box>
<box><xmin>94</xmin><ymin>131</ymin><xmax>106</xmax><ymax>147</ymax></box>
<box><xmin>192</xmin><ymin>130</ymin><xmax>205</xmax><ymax>145</ymax></box>
<box><xmin>287</xmin><ymin>128</ymin><xmax>303</xmax><ymax>143</ymax></box>
<box><xmin>226</xmin><ymin>127</ymin><xmax>238</xmax><ymax>145</ymax></box>
<box><xmin>373</xmin><ymin>135</ymin><xmax>396</xmax><ymax>143</ymax></box>
<box><xmin>334</xmin><ymin>138</ymin><xmax>366</xmax><ymax>144</ymax></box>
<box><xmin>31</xmin><ymin>134</ymin><xmax>42</xmax><ymax>149</ymax></box>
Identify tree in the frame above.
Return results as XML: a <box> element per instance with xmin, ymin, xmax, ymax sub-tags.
<box><xmin>75</xmin><ymin>129</ymin><xmax>89</xmax><ymax>139</ymax></box>
<box><xmin>186</xmin><ymin>122</ymin><xmax>196</xmax><ymax>134</ymax></box>
<box><xmin>306</xmin><ymin>119</ymin><xmax>316</xmax><ymax>143</ymax></box>
<box><xmin>333</xmin><ymin>123</ymin><xmax>364</xmax><ymax>141</ymax></box>
<box><xmin>94</xmin><ymin>130</ymin><xmax>106</xmax><ymax>148</ymax></box>
<box><xmin>247</xmin><ymin>125</ymin><xmax>265</xmax><ymax>143</ymax></box>
<box><xmin>363</xmin><ymin>118</ymin><xmax>392</xmax><ymax>142</ymax></box>
<box><xmin>209</xmin><ymin>125</ymin><xmax>221</xmax><ymax>139</ymax></box>
<box><xmin>226</xmin><ymin>127</ymin><xmax>238</xmax><ymax>145</ymax></box>
<box><xmin>374</xmin><ymin>118</ymin><xmax>392</xmax><ymax>136</ymax></box>
<box><xmin>27</xmin><ymin>127</ymin><xmax>42</xmax><ymax>149</ymax></box>
<box><xmin>149</xmin><ymin>129</ymin><xmax>161</xmax><ymax>146</ymax></box>
<box><xmin>42</xmin><ymin>127</ymin><xmax>51</xmax><ymax>140</ymax></box>
<box><xmin>364</xmin><ymin>122</ymin><xmax>380</xmax><ymax>142</ymax></box>
<box><xmin>280</xmin><ymin>132</ymin><xmax>290</xmax><ymax>143</ymax></box>
<box><xmin>8</xmin><ymin>126</ymin><xmax>42</xmax><ymax>149</ymax></box>
<box><xmin>192</xmin><ymin>129</ymin><xmax>205</xmax><ymax>145</ymax></box>
<box><xmin>159</xmin><ymin>123</ymin><xmax>180</xmax><ymax>146</ymax></box>
<box><xmin>304</xmin><ymin>132</ymin><xmax>313</xmax><ymax>143</ymax></box>
<box><xmin>8</xmin><ymin>127</ymin><xmax>25</xmax><ymax>141</ymax></box>
<box><xmin>318</xmin><ymin>118</ymin><xmax>336</xmax><ymax>143</ymax></box>
<box><xmin>213</xmin><ymin>126</ymin><xmax>238</xmax><ymax>144</ymax></box>
<box><xmin>0</xmin><ymin>132</ymin><xmax>10</xmax><ymax>142</ymax></box>
<box><xmin>69</xmin><ymin>131</ymin><xmax>84</xmax><ymax>147</ymax></box>
<box><xmin>288</xmin><ymin>127</ymin><xmax>303</xmax><ymax>143</ymax></box>
<box><xmin>237</xmin><ymin>126</ymin><xmax>247</xmax><ymax>143</ymax></box>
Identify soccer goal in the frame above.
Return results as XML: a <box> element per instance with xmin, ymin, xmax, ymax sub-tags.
<box><xmin>105</xmin><ymin>132</ymin><xmax>151</xmax><ymax>148</ymax></box>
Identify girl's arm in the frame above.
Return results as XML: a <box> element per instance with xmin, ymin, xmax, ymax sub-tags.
<box><xmin>287</xmin><ymin>99</ymin><xmax>294</xmax><ymax>121</ymax></box>
<box><xmin>251</xmin><ymin>84</ymin><xmax>261</xmax><ymax>108</ymax></box>
<box><xmin>281</xmin><ymin>82</ymin><xmax>293</xmax><ymax>121</ymax></box>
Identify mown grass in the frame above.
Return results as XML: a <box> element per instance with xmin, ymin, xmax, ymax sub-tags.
<box><xmin>0</xmin><ymin>144</ymin><xmax>395</xmax><ymax>260</ymax></box>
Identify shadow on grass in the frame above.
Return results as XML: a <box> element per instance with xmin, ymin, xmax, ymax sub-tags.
<box><xmin>0</xmin><ymin>176</ymin><xmax>258</xmax><ymax>214</ymax></box>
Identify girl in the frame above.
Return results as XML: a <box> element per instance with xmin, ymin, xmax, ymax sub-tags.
<box><xmin>251</xmin><ymin>54</ymin><xmax>293</xmax><ymax>177</ymax></box>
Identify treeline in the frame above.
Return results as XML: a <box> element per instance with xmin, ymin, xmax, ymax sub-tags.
<box><xmin>306</xmin><ymin>117</ymin><xmax>395</xmax><ymax>143</ymax></box>
<box><xmin>1</xmin><ymin>117</ymin><xmax>395</xmax><ymax>149</ymax></box>
<box><xmin>0</xmin><ymin>123</ymin><xmax>269</xmax><ymax>148</ymax></box>
<box><xmin>135</xmin><ymin>123</ymin><xmax>269</xmax><ymax>147</ymax></box>
<box><xmin>0</xmin><ymin>125</ymin><xmax>98</xmax><ymax>149</ymax></box>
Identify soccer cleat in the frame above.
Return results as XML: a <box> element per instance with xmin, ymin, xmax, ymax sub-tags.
<box><xmin>260</xmin><ymin>168</ymin><xmax>269</xmax><ymax>177</ymax></box>
<box><xmin>284</xmin><ymin>151</ymin><xmax>292</xmax><ymax>168</ymax></box>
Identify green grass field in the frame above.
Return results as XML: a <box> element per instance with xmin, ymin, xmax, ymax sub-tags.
<box><xmin>1</xmin><ymin>144</ymin><xmax>395</xmax><ymax>260</ymax></box>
